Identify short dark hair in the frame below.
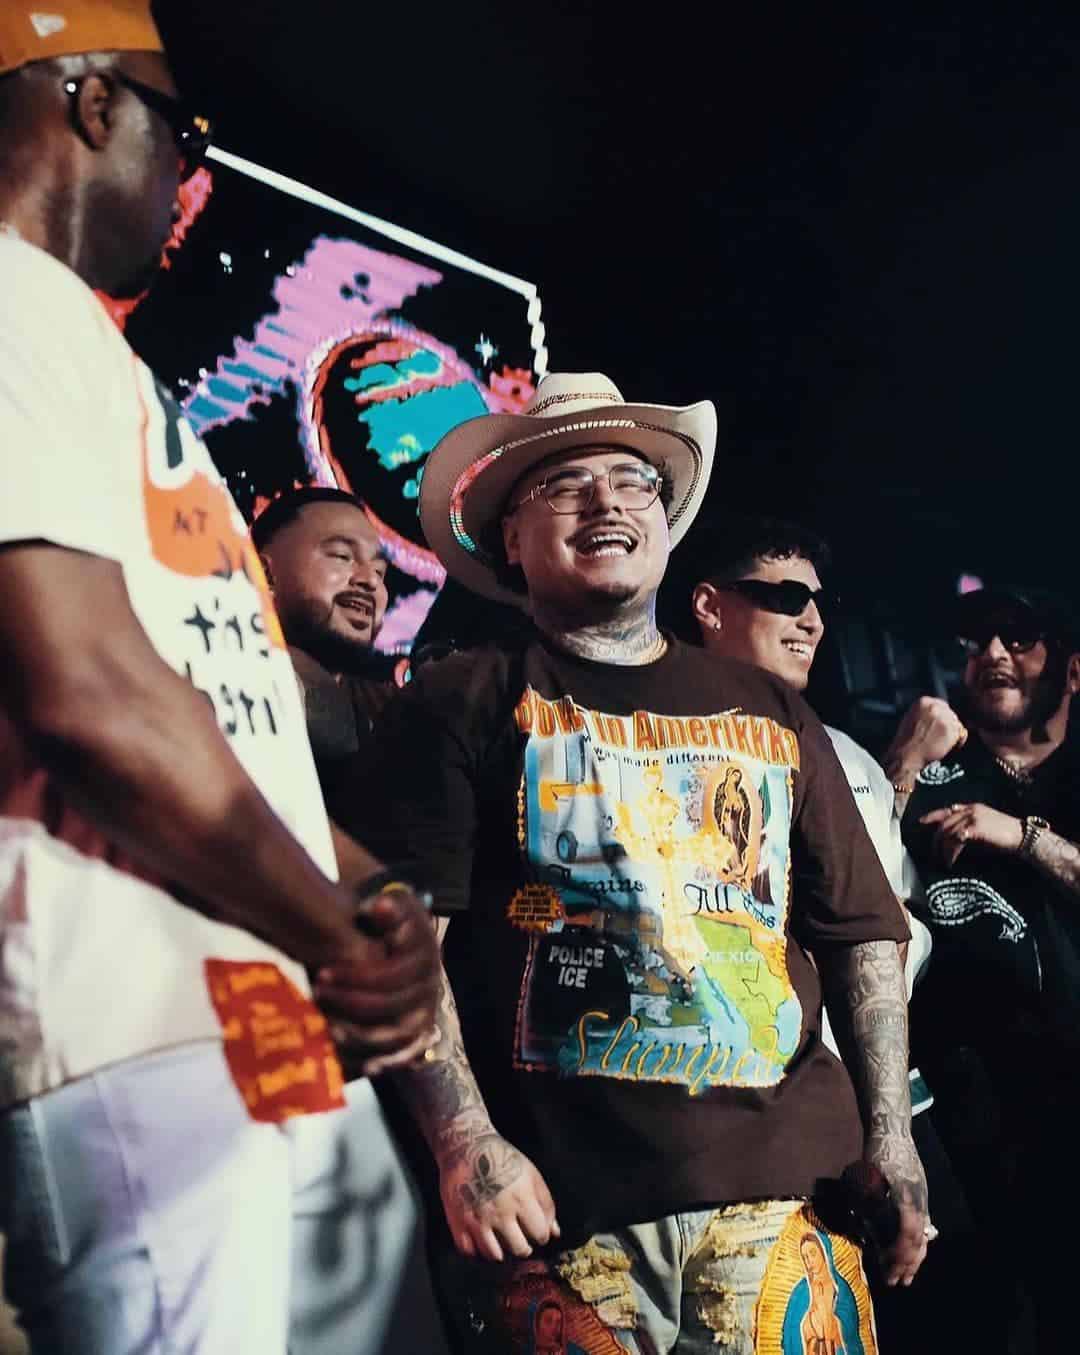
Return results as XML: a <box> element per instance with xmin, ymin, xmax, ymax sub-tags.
<box><xmin>694</xmin><ymin>516</ymin><xmax>831</xmax><ymax>585</ymax></box>
<box><xmin>251</xmin><ymin>487</ymin><xmax>367</xmax><ymax>552</ymax></box>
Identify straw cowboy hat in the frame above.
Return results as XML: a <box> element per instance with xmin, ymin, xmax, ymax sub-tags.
<box><xmin>419</xmin><ymin>371</ymin><xmax>717</xmax><ymax>606</ymax></box>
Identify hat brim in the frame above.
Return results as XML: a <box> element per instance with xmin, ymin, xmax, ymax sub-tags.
<box><xmin>955</xmin><ymin>587</ymin><xmax>1080</xmax><ymax>648</ymax></box>
<box><xmin>419</xmin><ymin>401</ymin><xmax>717</xmax><ymax>607</ymax></box>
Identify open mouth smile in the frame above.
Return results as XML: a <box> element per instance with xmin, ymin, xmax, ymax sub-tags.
<box><xmin>979</xmin><ymin>671</ymin><xmax>1019</xmax><ymax>691</ymax></box>
<box><xmin>337</xmin><ymin>595</ymin><xmax>374</xmax><ymax>620</ymax></box>
<box><xmin>573</xmin><ymin>528</ymin><xmax>638</xmax><ymax>559</ymax></box>
<box><xmin>781</xmin><ymin>640</ymin><xmax>814</xmax><ymax>661</ymax></box>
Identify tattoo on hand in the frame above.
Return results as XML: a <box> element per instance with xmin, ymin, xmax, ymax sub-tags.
<box><xmin>454</xmin><ymin>1134</ymin><xmax>524</xmax><ymax>1210</ymax></box>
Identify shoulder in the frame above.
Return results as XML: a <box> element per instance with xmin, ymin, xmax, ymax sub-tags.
<box><xmin>823</xmin><ymin>726</ymin><xmax>886</xmax><ymax>780</ymax></box>
<box><xmin>1</xmin><ymin>237</ymin><xmax>118</xmax><ymax>340</ymax></box>
<box><xmin>667</xmin><ymin>640</ymin><xmax>807</xmax><ymax>713</ymax></box>
<box><xmin>0</xmin><ymin>238</ymin><xmax>129</xmax><ymax>398</ymax></box>
<box><xmin>395</xmin><ymin>642</ymin><xmax>525</xmax><ymax>737</ymax></box>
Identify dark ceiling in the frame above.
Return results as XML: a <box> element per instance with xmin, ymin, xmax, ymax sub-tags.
<box><xmin>156</xmin><ymin>2</ymin><xmax>1080</xmax><ymax>612</ymax></box>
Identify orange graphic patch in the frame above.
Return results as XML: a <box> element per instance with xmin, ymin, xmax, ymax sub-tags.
<box><xmin>135</xmin><ymin>361</ymin><xmax>285</xmax><ymax>648</ymax></box>
<box><xmin>205</xmin><ymin>959</ymin><xmax>345</xmax><ymax>1122</ymax></box>
<box><xmin>507</xmin><ymin>883</ymin><xmax>566</xmax><ymax>933</ymax></box>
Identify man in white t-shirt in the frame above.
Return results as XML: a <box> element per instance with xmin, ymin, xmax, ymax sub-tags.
<box><xmin>0</xmin><ymin>5</ymin><xmax>438</xmax><ymax>1353</ymax></box>
<box><xmin>684</xmin><ymin>517</ymin><xmax>1002</xmax><ymax>1353</ymax></box>
<box><xmin>684</xmin><ymin>520</ymin><xmax>930</xmax><ymax>995</ymax></box>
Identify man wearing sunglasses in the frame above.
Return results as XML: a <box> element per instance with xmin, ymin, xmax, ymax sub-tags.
<box><xmin>0</xmin><ymin>5</ymin><xmax>439</xmax><ymax>1352</ymax></box>
<box><xmin>887</xmin><ymin>585</ymin><xmax>1080</xmax><ymax>1350</ymax></box>
<box><xmin>684</xmin><ymin>519</ymin><xmax>1021</xmax><ymax>1354</ymax></box>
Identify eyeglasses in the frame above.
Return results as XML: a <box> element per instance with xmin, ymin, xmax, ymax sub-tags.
<box><xmin>717</xmin><ymin>578</ymin><xmax>833</xmax><ymax>617</ymax></box>
<box><xmin>65</xmin><ymin>73</ymin><xmax>213</xmax><ymax>182</ymax></box>
<box><xmin>956</xmin><ymin>626</ymin><xmax>1045</xmax><ymax>658</ymax></box>
<box><xmin>510</xmin><ymin>462</ymin><xmax>663</xmax><ymax>515</ymax></box>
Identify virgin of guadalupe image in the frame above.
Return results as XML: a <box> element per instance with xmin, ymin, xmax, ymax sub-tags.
<box><xmin>781</xmin><ymin>1232</ymin><xmax>864</xmax><ymax>1355</ymax></box>
<box><xmin>528</xmin><ymin>1298</ymin><xmax>587</xmax><ymax>1355</ymax></box>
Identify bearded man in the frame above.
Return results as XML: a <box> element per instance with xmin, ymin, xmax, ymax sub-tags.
<box><xmin>885</xmin><ymin>584</ymin><xmax>1080</xmax><ymax>1351</ymax></box>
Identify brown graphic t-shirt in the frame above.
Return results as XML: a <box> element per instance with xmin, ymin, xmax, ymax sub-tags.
<box><xmin>357</xmin><ymin>635</ymin><xmax>908</xmax><ymax>1237</ymax></box>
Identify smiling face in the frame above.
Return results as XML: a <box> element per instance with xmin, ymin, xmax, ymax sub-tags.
<box><xmin>501</xmin><ymin>446</ymin><xmax>670</xmax><ymax>621</ymax></box>
<box><xmin>963</xmin><ymin>632</ymin><xmax>1059</xmax><ymax>734</ymax></box>
<box><xmin>260</xmin><ymin>500</ymin><xmax>388</xmax><ymax>672</ymax></box>
<box><xmin>697</xmin><ymin>553</ymin><xmax>824</xmax><ymax>691</ymax></box>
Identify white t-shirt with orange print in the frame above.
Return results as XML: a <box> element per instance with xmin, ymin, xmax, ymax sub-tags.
<box><xmin>0</xmin><ymin>235</ymin><xmax>341</xmax><ymax>1118</ymax></box>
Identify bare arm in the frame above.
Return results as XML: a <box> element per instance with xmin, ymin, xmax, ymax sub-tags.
<box><xmin>388</xmin><ymin>938</ymin><xmax>559</xmax><ymax>1261</ymax></box>
<box><xmin>1027</xmin><ymin>828</ymin><xmax>1080</xmax><ymax>897</ymax></box>
<box><xmin>884</xmin><ymin>696</ymin><xmax>968</xmax><ymax>817</ymax></box>
<box><xmin>818</xmin><ymin>939</ymin><xmax>928</xmax><ymax>1286</ymax></box>
<box><xmin>0</xmin><ymin>544</ymin><xmax>438</xmax><ymax>1062</ymax></box>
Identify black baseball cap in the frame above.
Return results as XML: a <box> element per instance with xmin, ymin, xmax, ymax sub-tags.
<box><xmin>954</xmin><ymin>586</ymin><xmax>1080</xmax><ymax>651</ymax></box>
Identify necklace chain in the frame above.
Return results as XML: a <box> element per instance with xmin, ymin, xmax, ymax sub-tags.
<box><xmin>993</xmin><ymin>752</ymin><xmax>1034</xmax><ymax>786</ymax></box>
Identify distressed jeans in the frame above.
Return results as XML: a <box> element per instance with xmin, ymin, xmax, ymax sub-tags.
<box><xmin>0</xmin><ymin>1043</ymin><xmax>417</xmax><ymax>1355</ymax></box>
<box><xmin>438</xmin><ymin>1199</ymin><xmax>878</xmax><ymax>1354</ymax></box>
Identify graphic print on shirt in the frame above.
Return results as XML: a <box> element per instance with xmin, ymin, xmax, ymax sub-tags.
<box><xmin>136</xmin><ymin>364</ymin><xmax>291</xmax><ymax>743</ymax></box>
<box><xmin>925</xmin><ymin>877</ymin><xmax>1027</xmax><ymax>942</ymax></box>
<box><xmin>508</xmin><ymin>688</ymin><xmax>802</xmax><ymax>1094</ymax></box>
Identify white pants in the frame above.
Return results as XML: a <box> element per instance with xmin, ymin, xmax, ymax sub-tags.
<box><xmin>0</xmin><ymin>1043</ymin><xmax>417</xmax><ymax>1355</ymax></box>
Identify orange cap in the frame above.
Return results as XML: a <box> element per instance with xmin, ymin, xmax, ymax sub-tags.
<box><xmin>0</xmin><ymin>2</ymin><xmax>164</xmax><ymax>77</ymax></box>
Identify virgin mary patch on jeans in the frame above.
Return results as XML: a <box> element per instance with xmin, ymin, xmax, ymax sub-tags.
<box><xmin>754</xmin><ymin>1204</ymin><xmax>877</xmax><ymax>1354</ymax></box>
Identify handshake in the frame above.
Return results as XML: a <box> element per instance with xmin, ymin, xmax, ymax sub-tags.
<box><xmin>313</xmin><ymin>868</ymin><xmax>442</xmax><ymax>1078</ymax></box>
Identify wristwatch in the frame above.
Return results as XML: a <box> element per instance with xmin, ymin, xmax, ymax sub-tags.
<box><xmin>1019</xmin><ymin>815</ymin><xmax>1050</xmax><ymax>857</ymax></box>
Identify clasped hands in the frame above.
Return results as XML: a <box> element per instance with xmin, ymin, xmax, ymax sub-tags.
<box><xmin>314</xmin><ymin>884</ymin><xmax>441</xmax><ymax>1077</ymax></box>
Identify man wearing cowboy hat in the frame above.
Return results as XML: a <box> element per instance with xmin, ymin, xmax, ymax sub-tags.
<box><xmin>887</xmin><ymin>585</ymin><xmax>1080</xmax><ymax>1349</ymax></box>
<box><xmin>350</xmin><ymin>372</ymin><xmax>925</xmax><ymax>1352</ymax></box>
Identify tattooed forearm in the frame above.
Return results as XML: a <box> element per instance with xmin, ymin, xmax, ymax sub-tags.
<box><xmin>392</xmin><ymin>964</ymin><xmax>527</xmax><ymax>1207</ymax></box>
<box><xmin>393</xmin><ymin>962</ymin><xmax>493</xmax><ymax>1157</ymax></box>
<box><xmin>1027</xmin><ymin>830</ymin><xmax>1080</xmax><ymax>899</ymax></box>
<box><xmin>819</xmin><ymin>939</ymin><xmax>910</xmax><ymax>1136</ymax></box>
<box><xmin>818</xmin><ymin>939</ymin><xmax>926</xmax><ymax>1212</ymax></box>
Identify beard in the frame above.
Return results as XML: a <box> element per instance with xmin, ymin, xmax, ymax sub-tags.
<box><xmin>969</xmin><ymin>646</ymin><xmax>1068</xmax><ymax>735</ymax></box>
<box><xmin>283</xmin><ymin>600</ymin><xmax>376</xmax><ymax>676</ymax></box>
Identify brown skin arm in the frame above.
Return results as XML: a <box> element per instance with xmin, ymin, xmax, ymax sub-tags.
<box><xmin>0</xmin><ymin>543</ymin><xmax>438</xmax><ymax>1069</ymax></box>
<box><xmin>817</xmin><ymin>939</ymin><xmax>929</xmax><ymax>1287</ymax></box>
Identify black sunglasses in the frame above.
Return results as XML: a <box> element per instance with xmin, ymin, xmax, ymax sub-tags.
<box><xmin>65</xmin><ymin>73</ymin><xmax>213</xmax><ymax>182</ymax></box>
<box><xmin>955</xmin><ymin>624</ymin><xmax>1045</xmax><ymax>658</ymax></box>
<box><xmin>717</xmin><ymin>578</ymin><xmax>834</xmax><ymax>617</ymax></box>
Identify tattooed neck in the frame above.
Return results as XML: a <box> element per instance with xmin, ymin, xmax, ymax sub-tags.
<box><xmin>534</xmin><ymin>604</ymin><xmax>666</xmax><ymax>666</ymax></box>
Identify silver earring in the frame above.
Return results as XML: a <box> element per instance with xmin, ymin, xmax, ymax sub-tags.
<box><xmin>713</xmin><ymin>619</ymin><xmax>721</xmax><ymax>631</ymax></box>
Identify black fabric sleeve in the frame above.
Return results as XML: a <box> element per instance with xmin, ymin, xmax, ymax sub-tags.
<box><xmin>789</xmin><ymin>698</ymin><xmax>911</xmax><ymax>950</ymax></box>
<box><xmin>342</xmin><ymin>656</ymin><xmax>481</xmax><ymax>914</ymax></box>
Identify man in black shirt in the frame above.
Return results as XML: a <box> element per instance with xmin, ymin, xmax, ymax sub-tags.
<box><xmin>254</xmin><ymin>485</ymin><xmax>448</xmax><ymax>1355</ymax></box>
<box><xmin>254</xmin><ymin>487</ymin><xmax>397</xmax><ymax>799</ymax></box>
<box><xmin>887</xmin><ymin>585</ymin><xmax>1080</xmax><ymax>1350</ymax></box>
<box><xmin>343</xmin><ymin>372</ymin><xmax>925</xmax><ymax>1353</ymax></box>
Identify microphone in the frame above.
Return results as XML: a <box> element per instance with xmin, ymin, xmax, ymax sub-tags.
<box><xmin>812</xmin><ymin>1161</ymin><xmax>900</xmax><ymax>1250</ymax></box>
